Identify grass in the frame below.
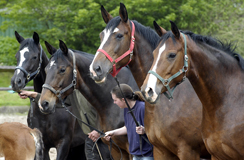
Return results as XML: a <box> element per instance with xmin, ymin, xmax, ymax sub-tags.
<box><xmin>0</xmin><ymin>91</ymin><xmax>30</xmax><ymax>106</ymax></box>
<box><xmin>0</xmin><ymin>71</ymin><xmax>32</xmax><ymax>107</ymax></box>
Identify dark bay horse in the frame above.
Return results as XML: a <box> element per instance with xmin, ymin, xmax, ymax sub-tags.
<box><xmin>0</xmin><ymin>122</ymin><xmax>44</xmax><ymax>160</ymax></box>
<box><xmin>11</xmin><ymin>31</ymin><xmax>87</xmax><ymax>160</ymax></box>
<box><xmin>141</xmin><ymin>21</ymin><xmax>244</xmax><ymax>160</ymax></box>
<box><xmin>39</xmin><ymin>40</ymin><xmax>139</xmax><ymax>160</ymax></box>
<box><xmin>89</xmin><ymin>3</ymin><xmax>210</xmax><ymax>160</ymax></box>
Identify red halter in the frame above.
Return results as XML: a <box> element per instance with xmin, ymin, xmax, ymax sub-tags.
<box><xmin>97</xmin><ymin>21</ymin><xmax>135</xmax><ymax>77</ymax></box>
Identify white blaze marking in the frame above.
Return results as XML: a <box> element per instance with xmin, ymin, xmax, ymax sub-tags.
<box><xmin>49</xmin><ymin>60</ymin><xmax>56</xmax><ymax>69</ymax></box>
<box><xmin>90</xmin><ymin>28</ymin><xmax>114</xmax><ymax>75</ymax></box>
<box><xmin>146</xmin><ymin>43</ymin><xmax>166</xmax><ymax>92</ymax></box>
<box><xmin>113</xmin><ymin>27</ymin><xmax>119</xmax><ymax>33</ymax></box>
<box><xmin>17</xmin><ymin>47</ymin><xmax>29</xmax><ymax>75</ymax></box>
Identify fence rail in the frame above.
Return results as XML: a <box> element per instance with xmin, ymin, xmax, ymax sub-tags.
<box><xmin>0</xmin><ymin>66</ymin><xmax>15</xmax><ymax>72</ymax></box>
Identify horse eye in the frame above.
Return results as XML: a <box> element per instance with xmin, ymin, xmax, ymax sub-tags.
<box><xmin>60</xmin><ymin>68</ymin><xmax>66</xmax><ymax>73</ymax></box>
<box><xmin>116</xmin><ymin>34</ymin><xmax>123</xmax><ymax>39</ymax></box>
<box><xmin>33</xmin><ymin>56</ymin><xmax>37</xmax><ymax>60</ymax></box>
<box><xmin>168</xmin><ymin>53</ymin><xmax>176</xmax><ymax>59</ymax></box>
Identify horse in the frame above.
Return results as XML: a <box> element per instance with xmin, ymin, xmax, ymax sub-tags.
<box><xmin>0</xmin><ymin>122</ymin><xmax>44</xmax><ymax>160</ymax></box>
<box><xmin>38</xmin><ymin>40</ymin><xmax>139</xmax><ymax>160</ymax></box>
<box><xmin>141</xmin><ymin>20</ymin><xmax>244</xmax><ymax>160</ymax></box>
<box><xmin>89</xmin><ymin>3</ymin><xmax>211</xmax><ymax>160</ymax></box>
<box><xmin>10</xmin><ymin>31</ymin><xmax>87</xmax><ymax>160</ymax></box>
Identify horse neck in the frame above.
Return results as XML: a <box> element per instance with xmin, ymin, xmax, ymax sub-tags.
<box><xmin>128</xmin><ymin>33</ymin><xmax>154</xmax><ymax>87</ymax></box>
<box><xmin>33</xmin><ymin>51</ymin><xmax>49</xmax><ymax>93</ymax></box>
<box><xmin>187</xmin><ymin>42</ymin><xmax>242</xmax><ymax>110</ymax></box>
<box><xmin>75</xmin><ymin>53</ymin><xmax>114</xmax><ymax>115</ymax></box>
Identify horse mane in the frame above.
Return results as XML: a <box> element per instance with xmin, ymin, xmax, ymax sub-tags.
<box><xmin>105</xmin><ymin>16</ymin><xmax>160</xmax><ymax>49</ymax></box>
<box><xmin>161</xmin><ymin>30</ymin><xmax>244</xmax><ymax>70</ymax></box>
<box><xmin>51</xmin><ymin>48</ymin><xmax>94</xmax><ymax>66</ymax></box>
<box><xmin>16</xmin><ymin>39</ymin><xmax>39</xmax><ymax>58</ymax></box>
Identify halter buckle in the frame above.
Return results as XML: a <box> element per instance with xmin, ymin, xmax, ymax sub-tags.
<box><xmin>185</xmin><ymin>55</ymin><xmax>188</xmax><ymax>61</ymax></box>
<box><xmin>163</xmin><ymin>79</ymin><xmax>169</xmax><ymax>86</ymax></box>
<box><xmin>27</xmin><ymin>74</ymin><xmax>30</xmax><ymax>80</ymax></box>
<box><xmin>56</xmin><ymin>91</ymin><xmax>61</xmax><ymax>98</ymax></box>
<box><xmin>72</xmin><ymin>80</ymin><xmax>76</xmax><ymax>86</ymax></box>
<box><xmin>130</xmin><ymin>52</ymin><xmax>133</xmax><ymax>59</ymax></box>
<box><xmin>73</xmin><ymin>69</ymin><xmax>77</xmax><ymax>77</ymax></box>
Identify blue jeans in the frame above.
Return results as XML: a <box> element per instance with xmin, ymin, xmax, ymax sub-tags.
<box><xmin>133</xmin><ymin>155</ymin><xmax>154</xmax><ymax>160</ymax></box>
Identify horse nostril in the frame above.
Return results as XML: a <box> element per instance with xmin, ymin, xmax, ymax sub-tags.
<box><xmin>16</xmin><ymin>78</ymin><xmax>22</xmax><ymax>85</ymax></box>
<box><xmin>95</xmin><ymin>66</ymin><xmax>102</xmax><ymax>74</ymax></box>
<box><xmin>41</xmin><ymin>101</ymin><xmax>49</xmax><ymax>111</ymax></box>
<box><xmin>148</xmin><ymin>88</ymin><xmax>154</xmax><ymax>97</ymax></box>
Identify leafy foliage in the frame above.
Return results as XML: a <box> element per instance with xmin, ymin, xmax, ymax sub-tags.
<box><xmin>0</xmin><ymin>0</ymin><xmax>243</xmax><ymax>66</ymax></box>
<box><xmin>0</xmin><ymin>36</ymin><xmax>19</xmax><ymax>65</ymax></box>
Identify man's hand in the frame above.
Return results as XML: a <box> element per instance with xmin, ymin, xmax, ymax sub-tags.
<box><xmin>88</xmin><ymin>130</ymin><xmax>100</xmax><ymax>142</ymax></box>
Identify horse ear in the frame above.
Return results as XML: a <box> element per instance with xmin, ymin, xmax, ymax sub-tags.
<box><xmin>15</xmin><ymin>31</ymin><xmax>24</xmax><ymax>44</ymax></box>
<box><xmin>45</xmin><ymin>41</ymin><xmax>57</xmax><ymax>55</ymax></box>
<box><xmin>153</xmin><ymin>21</ymin><xmax>167</xmax><ymax>37</ymax></box>
<box><xmin>101</xmin><ymin>5</ymin><xmax>113</xmax><ymax>24</ymax></box>
<box><xmin>33</xmin><ymin>32</ymin><xmax>40</xmax><ymax>45</ymax></box>
<box><xmin>119</xmin><ymin>3</ymin><xmax>128</xmax><ymax>23</ymax></box>
<box><xmin>59</xmin><ymin>40</ymin><xmax>68</xmax><ymax>56</ymax></box>
<box><xmin>170</xmin><ymin>21</ymin><xmax>180</xmax><ymax>39</ymax></box>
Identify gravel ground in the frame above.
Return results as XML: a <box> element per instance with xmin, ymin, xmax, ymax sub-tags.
<box><xmin>0</xmin><ymin>114</ymin><xmax>57</xmax><ymax>160</ymax></box>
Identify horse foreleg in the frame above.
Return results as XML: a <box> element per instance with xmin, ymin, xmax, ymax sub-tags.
<box><xmin>56</xmin><ymin>140</ymin><xmax>72</xmax><ymax>160</ymax></box>
<box><xmin>42</xmin><ymin>148</ymin><xmax>50</xmax><ymax>160</ymax></box>
<box><xmin>153</xmin><ymin>146</ymin><xmax>179</xmax><ymax>160</ymax></box>
<box><xmin>177</xmin><ymin>146</ymin><xmax>200</xmax><ymax>160</ymax></box>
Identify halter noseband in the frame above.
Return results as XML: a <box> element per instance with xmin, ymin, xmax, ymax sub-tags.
<box><xmin>15</xmin><ymin>45</ymin><xmax>43</xmax><ymax>83</ymax></box>
<box><xmin>42</xmin><ymin>49</ymin><xmax>77</xmax><ymax>103</ymax></box>
<box><xmin>97</xmin><ymin>21</ymin><xmax>135</xmax><ymax>77</ymax></box>
<box><xmin>148</xmin><ymin>33</ymin><xmax>188</xmax><ymax>99</ymax></box>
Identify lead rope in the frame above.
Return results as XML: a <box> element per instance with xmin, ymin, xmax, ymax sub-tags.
<box><xmin>114</xmin><ymin>77</ymin><xmax>153</xmax><ymax>157</ymax></box>
<box><xmin>58</xmin><ymin>96</ymin><xmax>121</xmax><ymax>160</ymax></box>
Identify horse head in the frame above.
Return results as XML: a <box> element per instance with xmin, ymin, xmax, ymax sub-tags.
<box><xmin>141</xmin><ymin>21</ymin><xmax>190</xmax><ymax>103</ymax></box>
<box><xmin>11</xmin><ymin>31</ymin><xmax>43</xmax><ymax>92</ymax></box>
<box><xmin>39</xmin><ymin>40</ymin><xmax>77</xmax><ymax>114</ymax></box>
<box><xmin>90</xmin><ymin>3</ymin><xmax>135</xmax><ymax>83</ymax></box>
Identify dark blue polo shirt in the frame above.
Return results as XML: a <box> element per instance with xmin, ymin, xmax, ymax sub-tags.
<box><xmin>124</xmin><ymin>100</ymin><xmax>153</xmax><ymax>157</ymax></box>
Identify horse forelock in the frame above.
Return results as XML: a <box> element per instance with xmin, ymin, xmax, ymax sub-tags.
<box><xmin>105</xmin><ymin>16</ymin><xmax>159</xmax><ymax>49</ymax></box>
<box><xmin>105</xmin><ymin>16</ymin><xmax>121</xmax><ymax>32</ymax></box>
<box><xmin>19</xmin><ymin>38</ymin><xmax>39</xmax><ymax>52</ymax></box>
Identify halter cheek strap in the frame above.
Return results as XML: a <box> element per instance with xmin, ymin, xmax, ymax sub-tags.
<box><xmin>148</xmin><ymin>33</ymin><xmax>188</xmax><ymax>99</ymax></box>
<box><xmin>97</xmin><ymin>21</ymin><xmax>135</xmax><ymax>77</ymax></box>
<box><xmin>42</xmin><ymin>49</ymin><xmax>77</xmax><ymax>100</ymax></box>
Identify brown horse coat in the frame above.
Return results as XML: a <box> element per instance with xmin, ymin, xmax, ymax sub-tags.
<box><xmin>0</xmin><ymin>122</ymin><xmax>44</xmax><ymax>160</ymax></box>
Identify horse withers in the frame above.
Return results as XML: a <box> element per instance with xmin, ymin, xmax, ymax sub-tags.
<box><xmin>141</xmin><ymin>21</ymin><xmax>244</xmax><ymax>160</ymax></box>
<box><xmin>0</xmin><ymin>122</ymin><xmax>44</xmax><ymax>160</ymax></box>
<box><xmin>11</xmin><ymin>31</ymin><xmax>87</xmax><ymax>160</ymax></box>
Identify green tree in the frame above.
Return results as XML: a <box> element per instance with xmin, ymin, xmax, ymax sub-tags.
<box><xmin>206</xmin><ymin>0</ymin><xmax>244</xmax><ymax>55</ymax></box>
<box><xmin>0</xmin><ymin>0</ymin><xmax>243</xmax><ymax>65</ymax></box>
